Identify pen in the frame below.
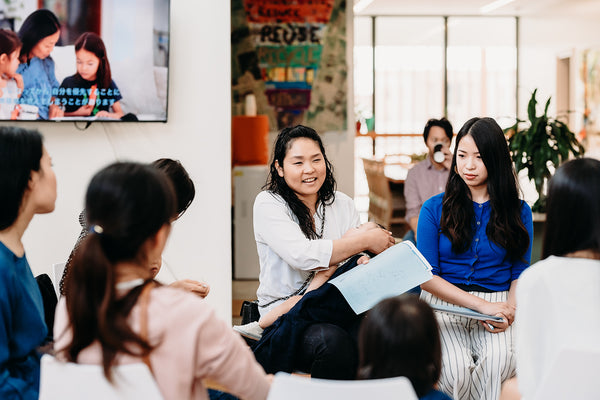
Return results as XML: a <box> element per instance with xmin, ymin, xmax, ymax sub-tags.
<box><xmin>486</xmin><ymin>323</ymin><xmax>495</xmax><ymax>331</ymax></box>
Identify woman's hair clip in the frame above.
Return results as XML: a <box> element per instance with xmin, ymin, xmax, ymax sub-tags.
<box><xmin>89</xmin><ymin>224</ymin><xmax>104</xmax><ymax>235</ymax></box>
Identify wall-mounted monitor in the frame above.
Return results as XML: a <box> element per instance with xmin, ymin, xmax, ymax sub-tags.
<box><xmin>0</xmin><ymin>0</ymin><xmax>169</xmax><ymax>122</ymax></box>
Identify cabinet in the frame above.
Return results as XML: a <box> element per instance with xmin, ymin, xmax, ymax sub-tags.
<box><xmin>232</xmin><ymin>165</ymin><xmax>269</xmax><ymax>279</ymax></box>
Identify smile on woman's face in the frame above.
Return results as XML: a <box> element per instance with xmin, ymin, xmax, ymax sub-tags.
<box><xmin>277</xmin><ymin>138</ymin><xmax>326</xmax><ymax>208</ymax></box>
<box><xmin>456</xmin><ymin>134</ymin><xmax>488</xmax><ymax>193</ymax></box>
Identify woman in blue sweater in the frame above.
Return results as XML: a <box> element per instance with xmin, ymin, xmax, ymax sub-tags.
<box><xmin>0</xmin><ymin>127</ymin><xmax>57</xmax><ymax>399</ymax></box>
<box><xmin>417</xmin><ymin>117</ymin><xmax>532</xmax><ymax>400</ymax></box>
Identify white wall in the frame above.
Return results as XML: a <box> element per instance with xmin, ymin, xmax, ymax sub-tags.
<box><xmin>519</xmin><ymin>16</ymin><xmax>600</xmax><ymax>122</ymax></box>
<box><xmin>9</xmin><ymin>1</ymin><xmax>233</xmax><ymax>321</ymax></box>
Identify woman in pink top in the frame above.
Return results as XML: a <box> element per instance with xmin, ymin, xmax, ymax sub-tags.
<box><xmin>53</xmin><ymin>162</ymin><xmax>270</xmax><ymax>400</ymax></box>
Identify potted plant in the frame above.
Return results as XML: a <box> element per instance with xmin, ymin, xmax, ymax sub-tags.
<box><xmin>505</xmin><ymin>89</ymin><xmax>585</xmax><ymax>212</ymax></box>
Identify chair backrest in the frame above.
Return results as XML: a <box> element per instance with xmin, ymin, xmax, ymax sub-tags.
<box><xmin>362</xmin><ymin>158</ymin><xmax>393</xmax><ymax>229</ymax></box>
<box><xmin>267</xmin><ymin>372</ymin><xmax>418</xmax><ymax>400</ymax></box>
<box><xmin>533</xmin><ymin>348</ymin><xmax>600</xmax><ymax>400</ymax></box>
<box><xmin>39</xmin><ymin>354</ymin><xmax>164</xmax><ymax>400</ymax></box>
<box><xmin>51</xmin><ymin>262</ymin><xmax>66</xmax><ymax>298</ymax></box>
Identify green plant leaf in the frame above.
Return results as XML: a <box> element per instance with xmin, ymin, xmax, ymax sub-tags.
<box><xmin>527</xmin><ymin>89</ymin><xmax>538</xmax><ymax>123</ymax></box>
<box><xmin>508</xmin><ymin>89</ymin><xmax>585</xmax><ymax>213</ymax></box>
<box><xmin>543</xmin><ymin>96</ymin><xmax>551</xmax><ymax>116</ymax></box>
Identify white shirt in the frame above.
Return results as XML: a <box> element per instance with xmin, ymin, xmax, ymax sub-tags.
<box><xmin>254</xmin><ymin>190</ymin><xmax>360</xmax><ymax>314</ymax></box>
<box><xmin>0</xmin><ymin>80</ymin><xmax>20</xmax><ymax>120</ymax></box>
<box><xmin>515</xmin><ymin>256</ymin><xmax>600</xmax><ymax>399</ymax></box>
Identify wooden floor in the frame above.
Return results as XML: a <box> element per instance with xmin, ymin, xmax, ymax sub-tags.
<box><xmin>232</xmin><ymin>280</ymin><xmax>259</xmax><ymax>325</ymax></box>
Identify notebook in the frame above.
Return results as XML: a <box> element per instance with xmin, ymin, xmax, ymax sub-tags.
<box><xmin>329</xmin><ymin>241</ymin><xmax>433</xmax><ymax>314</ymax></box>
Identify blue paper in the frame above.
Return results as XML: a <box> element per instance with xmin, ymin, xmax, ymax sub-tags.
<box><xmin>329</xmin><ymin>241</ymin><xmax>433</xmax><ymax>314</ymax></box>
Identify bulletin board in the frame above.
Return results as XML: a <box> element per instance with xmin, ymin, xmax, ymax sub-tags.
<box><xmin>231</xmin><ymin>0</ymin><xmax>347</xmax><ymax>132</ymax></box>
<box><xmin>580</xmin><ymin>49</ymin><xmax>600</xmax><ymax>138</ymax></box>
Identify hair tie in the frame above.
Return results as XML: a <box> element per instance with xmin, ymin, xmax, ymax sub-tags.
<box><xmin>89</xmin><ymin>224</ymin><xmax>104</xmax><ymax>234</ymax></box>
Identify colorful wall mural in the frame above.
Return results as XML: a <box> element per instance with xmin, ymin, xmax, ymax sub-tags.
<box><xmin>231</xmin><ymin>0</ymin><xmax>347</xmax><ymax>132</ymax></box>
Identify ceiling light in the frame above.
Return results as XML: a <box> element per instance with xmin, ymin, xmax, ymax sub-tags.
<box><xmin>480</xmin><ymin>0</ymin><xmax>516</xmax><ymax>14</ymax></box>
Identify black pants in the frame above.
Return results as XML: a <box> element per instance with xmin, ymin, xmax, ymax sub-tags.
<box><xmin>253</xmin><ymin>255</ymin><xmax>363</xmax><ymax>380</ymax></box>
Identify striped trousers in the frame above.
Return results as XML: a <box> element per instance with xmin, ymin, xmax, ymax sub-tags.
<box><xmin>421</xmin><ymin>290</ymin><xmax>516</xmax><ymax>400</ymax></box>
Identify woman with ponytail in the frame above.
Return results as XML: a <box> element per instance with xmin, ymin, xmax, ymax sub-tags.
<box><xmin>54</xmin><ymin>162</ymin><xmax>270</xmax><ymax>400</ymax></box>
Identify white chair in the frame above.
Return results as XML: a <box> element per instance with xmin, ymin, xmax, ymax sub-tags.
<box><xmin>266</xmin><ymin>372</ymin><xmax>418</xmax><ymax>400</ymax></box>
<box><xmin>39</xmin><ymin>354</ymin><xmax>164</xmax><ymax>400</ymax></box>
<box><xmin>533</xmin><ymin>348</ymin><xmax>600</xmax><ymax>400</ymax></box>
<box><xmin>51</xmin><ymin>262</ymin><xmax>66</xmax><ymax>298</ymax></box>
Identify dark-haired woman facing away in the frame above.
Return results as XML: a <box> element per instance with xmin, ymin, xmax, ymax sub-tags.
<box><xmin>514</xmin><ymin>158</ymin><xmax>600</xmax><ymax>400</ymax></box>
<box><xmin>251</xmin><ymin>125</ymin><xmax>395</xmax><ymax>379</ymax></box>
<box><xmin>0</xmin><ymin>127</ymin><xmax>57</xmax><ymax>399</ymax></box>
<box><xmin>59</xmin><ymin>158</ymin><xmax>209</xmax><ymax>299</ymax></box>
<box><xmin>53</xmin><ymin>162</ymin><xmax>270</xmax><ymax>400</ymax></box>
<box><xmin>417</xmin><ymin>117</ymin><xmax>532</xmax><ymax>400</ymax></box>
<box><xmin>357</xmin><ymin>295</ymin><xmax>452</xmax><ymax>400</ymax></box>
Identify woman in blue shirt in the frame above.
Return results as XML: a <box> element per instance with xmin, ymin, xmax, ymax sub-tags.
<box><xmin>0</xmin><ymin>127</ymin><xmax>57</xmax><ymax>399</ymax></box>
<box><xmin>417</xmin><ymin>117</ymin><xmax>532</xmax><ymax>400</ymax></box>
<box><xmin>17</xmin><ymin>9</ymin><xmax>64</xmax><ymax>120</ymax></box>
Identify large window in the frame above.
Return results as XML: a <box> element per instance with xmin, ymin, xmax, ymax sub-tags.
<box><xmin>447</xmin><ymin>17</ymin><xmax>517</xmax><ymax>129</ymax></box>
<box><xmin>374</xmin><ymin>17</ymin><xmax>445</xmax><ymax>134</ymax></box>
<box><xmin>354</xmin><ymin>15</ymin><xmax>518</xmax><ymax>217</ymax></box>
<box><xmin>355</xmin><ymin>15</ymin><xmax>517</xmax><ymax>135</ymax></box>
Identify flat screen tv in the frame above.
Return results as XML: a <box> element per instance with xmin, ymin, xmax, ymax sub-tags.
<box><xmin>0</xmin><ymin>0</ymin><xmax>169</xmax><ymax>122</ymax></box>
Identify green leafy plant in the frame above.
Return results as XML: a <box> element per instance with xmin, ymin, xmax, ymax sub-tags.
<box><xmin>505</xmin><ymin>89</ymin><xmax>584</xmax><ymax>212</ymax></box>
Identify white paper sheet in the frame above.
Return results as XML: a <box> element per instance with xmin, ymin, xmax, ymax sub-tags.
<box><xmin>329</xmin><ymin>241</ymin><xmax>433</xmax><ymax>314</ymax></box>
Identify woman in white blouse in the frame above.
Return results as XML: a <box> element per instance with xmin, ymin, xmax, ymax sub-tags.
<box><xmin>502</xmin><ymin>158</ymin><xmax>600</xmax><ymax>400</ymax></box>
<box><xmin>247</xmin><ymin>125</ymin><xmax>394</xmax><ymax>379</ymax></box>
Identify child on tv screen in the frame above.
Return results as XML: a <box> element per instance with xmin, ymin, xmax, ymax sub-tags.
<box><xmin>56</xmin><ymin>32</ymin><xmax>123</xmax><ymax>119</ymax></box>
<box><xmin>0</xmin><ymin>29</ymin><xmax>23</xmax><ymax>120</ymax></box>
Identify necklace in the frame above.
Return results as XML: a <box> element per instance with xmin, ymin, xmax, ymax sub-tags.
<box><xmin>316</xmin><ymin>204</ymin><xmax>326</xmax><ymax>239</ymax></box>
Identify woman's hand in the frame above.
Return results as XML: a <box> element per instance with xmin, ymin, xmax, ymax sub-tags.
<box><xmin>357</xmin><ymin>254</ymin><xmax>370</xmax><ymax>265</ymax></box>
<box><xmin>477</xmin><ymin>301</ymin><xmax>513</xmax><ymax>333</ymax></box>
<box><xmin>169</xmin><ymin>279</ymin><xmax>210</xmax><ymax>298</ymax></box>
<box><xmin>476</xmin><ymin>300</ymin><xmax>512</xmax><ymax>318</ymax></box>
<box><xmin>365</xmin><ymin>227</ymin><xmax>395</xmax><ymax>254</ymax></box>
<box><xmin>342</xmin><ymin>222</ymin><xmax>381</xmax><ymax>239</ymax></box>
<box><xmin>76</xmin><ymin>104</ymin><xmax>94</xmax><ymax>115</ymax></box>
<box><xmin>331</xmin><ymin>224</ymin><xmax>394</xmax><ymax>265</ymax></box>
<box><xmin>95</xmin><ymin>110</ymin><xmax>120</xmax><ymax>119</ymax></box>
<box><xmin>48</xmin><ymin>103</ymin><xmax>64</xmax><ymax>118</ymax></box>
<box><xmin>481</xmin><ymin>315</ymin><xmax>509</xmax><ymax>333</ymax></box>
<box><xmin>476</xmin><ymin>300</ymin><xmax>515</xmax><ymax>325</ymax></box>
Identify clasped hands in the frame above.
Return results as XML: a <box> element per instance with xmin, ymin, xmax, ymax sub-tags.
<box><xmin>343</xmin><ymin>222</ymin><xmax>395</xmax><ymax>265</ymax></box>
<box><xmin>478</xmin><ymin>301</ymin><xmax>516</xmax><ymax>333</ymax></box>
